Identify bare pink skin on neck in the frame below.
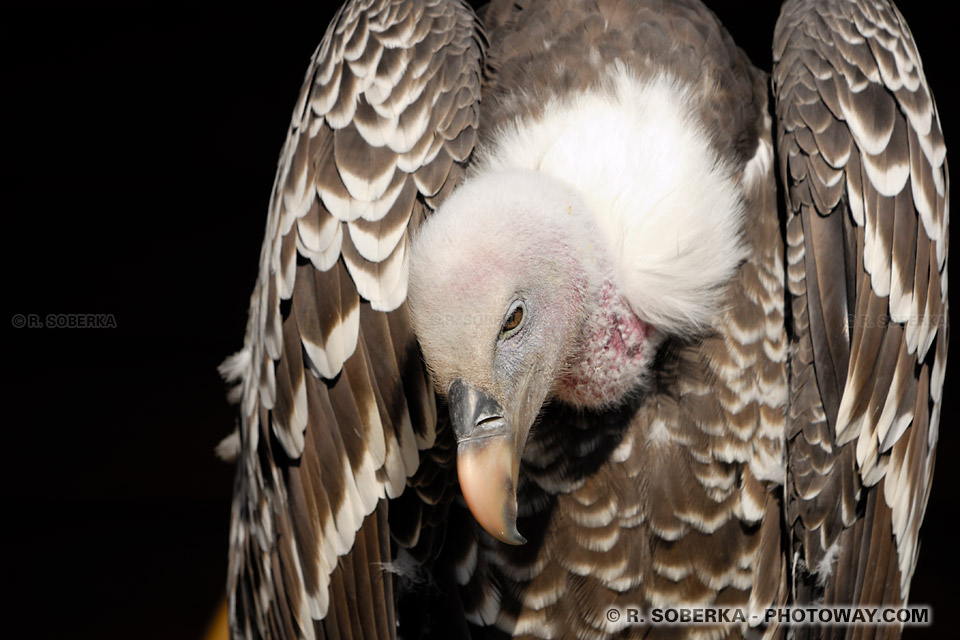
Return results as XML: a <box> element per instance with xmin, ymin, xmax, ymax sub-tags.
<box><xmin>557</xmin><ymin>279</ymin><xmax>650</xmax><ymax>408</ymax></box>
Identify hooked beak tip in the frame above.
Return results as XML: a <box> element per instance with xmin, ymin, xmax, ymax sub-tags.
<box><xmin>449</xmin><ymin>378</ymin><xmax>528</xmax><ymax>545</ymax></box>
<box><xmin>456</xmin><ymin>435</ymin><xmax>526</xmax><ymax>545</ymax></box>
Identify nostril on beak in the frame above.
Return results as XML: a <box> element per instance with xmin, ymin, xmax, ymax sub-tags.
<box><xmin>476</xmin><ymin>414</ymin><xmax>502</xmax><ymax>427</ymax></box>
<box><xmin>448</xmin><ymin>378</ymin><xmax>506</xmax><ymax>442</ymax></box>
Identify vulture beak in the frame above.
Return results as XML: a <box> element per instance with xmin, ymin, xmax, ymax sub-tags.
<box><xmin>448</xmin><ymin>378</ymin><xmax>527</xmax><ymax>545</ymax></box>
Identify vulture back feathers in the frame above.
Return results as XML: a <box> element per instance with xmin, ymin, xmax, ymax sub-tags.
<box><xmin>220</xmin><ymin>1</ymin><xmax>948</xmax><ymax>638</ymax></box>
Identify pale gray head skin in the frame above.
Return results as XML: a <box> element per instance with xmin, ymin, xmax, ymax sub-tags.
<box><xmin>408</xmin><ymin>169</ymin><xmax>654</xmax><ymax>543</ymax></box>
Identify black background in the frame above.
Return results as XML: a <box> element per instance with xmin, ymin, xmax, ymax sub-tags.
<box><xmin>6</xmin><ymin>2</ymin><xmax>955</xmax><ymax>638</ymax></box>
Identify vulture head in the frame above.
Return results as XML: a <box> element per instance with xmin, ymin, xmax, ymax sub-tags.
<box><xmin>410</xmin><ymin>169</ymin><xmax>659</xmax><ymax>544</ymax></box>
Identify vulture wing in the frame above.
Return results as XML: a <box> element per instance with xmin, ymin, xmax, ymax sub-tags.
<box><xmin>220</xmin><ymin>1</ymin><xmax>484</xmax><ymax>637</ymax></box>
<box><xmin>774</xmin><ymin>0</ymin><xmax>947</xmax><ymax>612</ymax></box>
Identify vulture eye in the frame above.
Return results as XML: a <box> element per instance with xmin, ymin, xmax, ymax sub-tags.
<box><xmin>501</xmin><ymin>303</ymin><xmax>525</xmax><ymax>338</ymax></box>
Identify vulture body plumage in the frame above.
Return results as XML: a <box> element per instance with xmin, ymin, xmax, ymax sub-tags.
<box><xmin>220</xmin><ymin>1</ymin><xmax>948</xmax><ymax>638</ymax></box>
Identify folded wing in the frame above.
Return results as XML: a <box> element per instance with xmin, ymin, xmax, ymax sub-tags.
<box><xmin>774</xmin><ymin>0</ymin><xmax>947</xmax><ymax>612</ymax></box>
<box><xmin>222</xmin><ymin>1</ymin><xmax>484</xmax><ymax>637</ymax></box>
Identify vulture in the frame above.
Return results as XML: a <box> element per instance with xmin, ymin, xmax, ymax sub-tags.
<box><xmin>219</xmin><ymin>0</ymin><xmax>948</xmax><ymax>638</ymax></box>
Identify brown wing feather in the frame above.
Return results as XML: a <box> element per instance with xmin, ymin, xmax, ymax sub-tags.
<box><xmin>774</xmin><ymin>0</ymin><xmax>947</xmax><ymax>618</ymax></box>
<box><xmin>222</xmin><ymin>1</ymin><xmax>484</xmax><ymax>637</ymax></box>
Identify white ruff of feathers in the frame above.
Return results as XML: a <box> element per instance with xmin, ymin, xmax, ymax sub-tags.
<box><xmin>469</xmin><ymin>65</ymin><xmax>748</xmax><ymax>336</ymax></box>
